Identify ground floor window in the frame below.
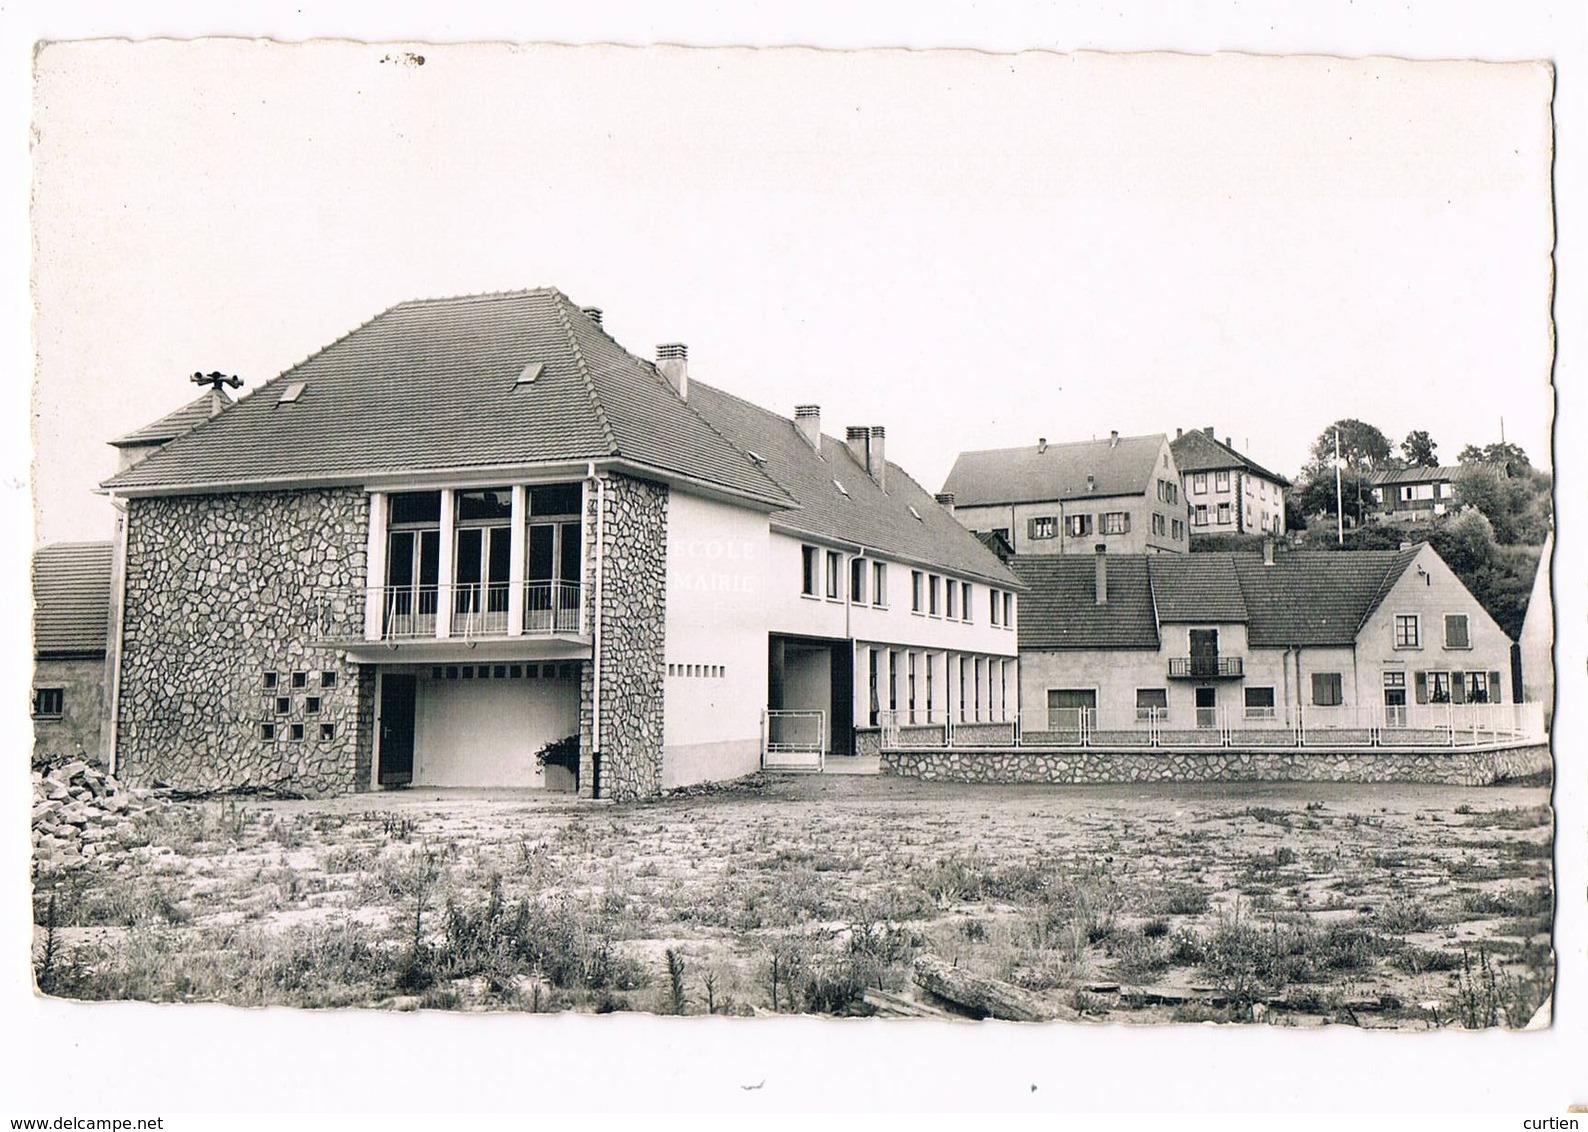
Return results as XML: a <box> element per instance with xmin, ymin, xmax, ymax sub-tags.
<box><xmin>1244</xmin><ymin>686</ymin><xmax>1276</xmax><ymax>719</ymax></box>
<box><xmin>1048</xmin><ymin>688</ymin><xmax>1096</xmax><ymax>730</ymax></box>
<box><xmin>1135</xmin><ymin>687</ymin><xmax>1167</xmax><ymax>722</ymax></box>
<box><xmin>32</xmin><ymin>688</ymin><xmax>64</xmax><ymax>718</ymax></box>
<box><xmin>1311</xmin><ymin>673</ymin><xmax>1343</xmax><ymax>707</ymax></box>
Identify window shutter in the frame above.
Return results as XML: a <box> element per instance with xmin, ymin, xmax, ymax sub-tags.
<box><xmin>1451</xmin><ymin>672</ymin><xmax>1466</xmax><ymax>704</ymax></box>
<box><xmin>1415</xmin><ymin>672</ymin><xmax>1428</xmax><ymax>704</ymax></box>
<box><xmin>1027</xmin><ymin>518</ymin><xmax>1039</xmax><ymax>539</ymax></box>
<box><xmin>1122</xmin><ymin>513</ymin><xmax>1131</xmax><ymax>533</ymax></box>
<box><xmin>1490</xmin><ymin>671</ymin><xmax>1503</xmax><ymax>703</ymax></box>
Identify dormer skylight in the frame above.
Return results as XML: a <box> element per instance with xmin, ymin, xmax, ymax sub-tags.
<box><xmin>516</xmin><ymin>361</ymin><xmax>544</xmax><ymax>386</ymax></box>
<box><xmin>908</xmin><ymin>505</ymin><xmax>924</xmax><ymax>522</ymax></box>
<box><xmin>277</xmin><ymin>382</ymin><xmax>307</xmax><ymax>405</ymax></box>
<box><xmin>747</xmin><ymin>450</ymin><xmax>767</xmax><ymax>466</ymax></box>
<box><xmin>833</xmin><ymin>479</ymin><xmax>850</xmax><ymax>498</ymax></box>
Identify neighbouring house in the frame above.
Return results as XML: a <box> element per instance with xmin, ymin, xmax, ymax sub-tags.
<box><xmin>1366</xmin><ymin>465</ymin><xmax>1471</xmax><ymax>523</ymax></box>
<box><xmin>1170</xmin><ymin>426</ymin><xmax>1290</xmax><ymax>538</ymax></box>
<box><xmin>98</xmin><ymin>289</ymin><xmax>1020</xmax><ymax>800</ymax></box>
<box><xmin>32</xmin><ymin>542</ymin><xmax>114</xmax><ymax>766</ymax></box>
<box><xmin>1518</xmin><ymin>530</ymin><xmax>1554</xmax><ymax>723</ymax></box>
<box><xmin>1012</xmin><ymin>541</ymin><xmax>1515</xmax><ymax>739</ymax></box>
<box><xmin>941</xmin><ymin>432</ymin><xmax>1189</xmax><ymax>557</ymax></box>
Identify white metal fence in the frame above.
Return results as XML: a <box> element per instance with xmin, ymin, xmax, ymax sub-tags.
<box><xmin>877</xmin><ymin>701</ymin><xmax>1545</xmax><ymax>751</ymax></box>
<box><xmin>762</xmin><ymin>709</ymin><xmax>826</xmax><ymax>771</ymax></box>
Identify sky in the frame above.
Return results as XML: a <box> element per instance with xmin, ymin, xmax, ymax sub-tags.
<box><xmin>29</xmin><ymin>41</ymin><xmax>1555</xmax><ymax>545</ymax></box>
<box><xmin>7</xmin><ymin>5</ymin><xmax>1586</xmax><ymax>1118</ymax></box>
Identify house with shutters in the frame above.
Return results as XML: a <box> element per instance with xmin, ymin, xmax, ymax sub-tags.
<box><xmin>1011</xmin><ymin>541</ymin><xmax>1513</xmax><ymax>739</ymax></box>
<box><xmin>98</xmin><ymin>288</ymin><xmax>1020</xmax><ymax>799</ymax></box>
<box><xmin>1170</xmin><ymin>426</ymin><xmax>1290</xmax><ymax>537</ymax></box>
<box><xmin>1366</xmin><ymin>465</ymin><xmax>1469</xmax><ymax>522</ymax></box>
<box><xmin>941</xmin><ymin>432</ymin><xmax>1189</xmax><ymax>556</ymax></box>
<box><xmin>32</xmin><ymin>542</ymin><xmax>115</xmax><ymax>765</ymax></box>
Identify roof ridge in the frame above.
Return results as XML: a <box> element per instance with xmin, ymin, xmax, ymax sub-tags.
<box><xmin>549</xmin><ymin>292</ymin><xmax>619</xmax><ymax>457</ymax></box>
<box><xmin>391</xmin><ymin>287</ymin><xmax>561</xmax><ymax>308</ymax></box>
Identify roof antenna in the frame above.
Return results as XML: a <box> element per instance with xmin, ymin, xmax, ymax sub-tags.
<box><xmin>192</xmin><ymin>370</ymin><xmax>242</xmax><ymax>391</ymax></box>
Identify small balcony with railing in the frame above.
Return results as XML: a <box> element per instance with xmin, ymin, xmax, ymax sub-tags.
<box><xmin>368</xmin><ymin>580</ymin><xmax>584</xmax><ymax>642</ymax></box>
<box><xmin>1167</xmin><ymin>656</ymin><xmax>1244</xmax><ymax>679</ymax></box>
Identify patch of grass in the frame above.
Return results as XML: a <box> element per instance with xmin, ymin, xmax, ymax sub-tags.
<box><xmin>1460</xmin><ymin>886</ymin><xmax>1553</xmax><ymax>920</ymax></box>
<box><xmin>1463</xmin><ymin>805</ymin><xmax>1551</xmax><ymax>831</ymax></box>
<box><xmin>1375</xmin><ymin>894</ymin><xmax>1436</xmax><ymax>935</ymax></box>
<box><xmin>1146</xmin><ymin>881</ymin><xmax>1210</xmax><ymax>917</ymax></box>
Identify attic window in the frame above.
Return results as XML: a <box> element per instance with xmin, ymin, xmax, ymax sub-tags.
<box><xmin>516</xmin><ymin>361</ymin><xmax>545</xmax><ymax>386</ymax></box>
<box><xmin>747</xmin><ymin>450</ymin><xmax>767</xmax><ymax>466</ymax></box>
<box><xmin>908</xmin><ymin>506</ymin><xmax>924</xmax><ymax>522</ymax></box>
<box><xmin>833</xmin><ymin>479</ymin><xmax>850</xmax><ymax>498</ymax></box>
<box><xmin>277</xmin><ymin>382</ymin><xmax>307</xmax><ymax>405</ymax></box>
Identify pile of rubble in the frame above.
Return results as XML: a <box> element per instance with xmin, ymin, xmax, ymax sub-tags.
<box><xmin>32</xmin><ymin>761</ymin><xmax>157</xmax><ymax>870</ymax></box>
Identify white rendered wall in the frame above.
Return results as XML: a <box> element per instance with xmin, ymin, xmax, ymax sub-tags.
<box><xmin>412</xmin><ymin>671</ymin><xmax>579</xmax><ymax>787</ymax></box>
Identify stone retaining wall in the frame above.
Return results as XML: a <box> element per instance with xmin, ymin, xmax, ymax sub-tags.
<box><xmin>116</xmin><ymin>490</ymin><xmax>371</xmax><ymax>796</ymax></box>
<box><xmin>881</xmin><ymin>742</ymin><xmax>1552</xmax><ymax>787</ymax></box>
<box><xmin>579</xmin><ymin>473</ymin><xmax>669</xmax><ymax>800</ymax></box>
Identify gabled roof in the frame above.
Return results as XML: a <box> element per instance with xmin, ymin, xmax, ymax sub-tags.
<box><xmin>685</xmin><ymin>381</ymin><xmax>1022</xmax><ymax>588</ymax></box>
<box><xmin>942</xmin><ymin>434</ymin><xmax>1168</xmax><ymax>508</ymax></box>
<box><xmin>1230</xmin><ymin>548</ymin><xmax>1421</xmax><ymax>648</ymax></box>
<box><xmin>1010</xmin><ymin>555</ymin><xmax>1159</xmax><ymax>650</ymax></box>
<box><xmin>1368</xmin><ymin>465</ymin><xmax>1467</xmax><ymax>487</ymax></box>
<box><xmin>1146</xmin><ymin>554</ymin><xmax>1249</xmax><ymax>622</ymax></box>
<box><xmin>33</xmin><ymin>542</ymin><xmax>113</xmax><ymax>656</ymax></box>
<box><xmin>1170</xmin><ymin>428</ymin><xmax>1291</xmax><ymax>486</ymax></box>
<box><xmin>101</xmin><ymin>290</ymin><xmax>794</xmax><ymax>510</ymax></box>
<box><xmin>1015</xmin><ymin>547</ymin><xmax>1424</xmax><ymax>650</ymax></box>
<box><xmin>110</xmin><ymin>390</ymin><xmax>233</xmax><ymax>448</ymax></box>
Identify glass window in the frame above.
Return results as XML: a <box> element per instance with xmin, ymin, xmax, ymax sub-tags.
<box><xmin>1192</xmin><ymin>473</ymin><xmax>1207</xmax><ymax>494</ymax></box>
<box><xmin>1215</xmin><ymin>471</ymin><xmax>1230</xmax><ymax>492</ymax></box>
<box><xmin>929</xmin><ymin>575</ymin><xmax>941</xmax><ymax>616</ymax></box>
<box><xmin>873</xmin><ymin>562</ymin><xmax>888</xmax><ymax>608</ymax></box>
<box><xmin>911</xmin><ymin>570</ymin><xmax>924</xmax><ymax>613</ymax></box>
<box><xmin>1067</xmin><ymin>514</ymin><xmax>1093</xmax><ymax>537</ymax></box>
<box><xmin>1217</xmin><ymin>503</ymin><xmax>1231</xmax><ymax>524</ymax></box>
<box><xmin>990</xmin><ymin>588</ymin><xmax>1001</xmax><ymax>626</ymax></box>
<box><xmin>850</xmin><ymin>557</ymin><xmax>867</xmax><ymax>604</ymax></box>
<box><xmin>1029</xmin><ymin>516</ymin><xmax>1057</xmax><ymax>540</ymax></box>
<box><xmin>1102</xmin><ymin>512</ymin><xmax>1130</xmax><ymax>535</ymax></box>
<box><xmin>1444</xmin><ymin>614</ymin><xmax>1470</xmax><ymax>649</ymax></box>
<box><xmin>455</xmin><ymin>488</ymin><xmax>512</xmax><ymax>522</ymax></box>
<box><xmin>389</xmin><ymin>491</ymin><xmax>441</xmax><ymax>525</ymax></box>
<box><xmin>33</xmin><ymin>688</ymin><xmax>64</xmax><ymax>717</ymax></box>
<box><xmin>826</xmin><ymin>550</ymin><xmax>842</xmax><ymax>599</ymax></box>
<box><xmin>1244</xmin><ymin>686</ymin><xmax>1276</xmax><ymax>719</ymax></box>
<box><xmin>946</xmin><ymin>578</ymin><xmax>958</xmax><ymax>619</ymax></box>
<box><xmin>527</xmin><ymin>483</ymin><xmax>582</xmax><ymax>517</ymax></box>
<box><xmin>1003</xmin><ymin>591</ymin><xmax>1013</xmax><ymax>627</ymax></box>
<box><xmin>801</xmin><ymin>546</ymin><xmax>819</xmax><ymax>596</ymax></box>
<box><xmin>1311</xmin><ymin>673</ymin><xmax>1343</xmax><ymax>707</ymax></box>
<box><xmin>961</xmin><ymin>582</ymin><xmax>972</xmax><ymax>622</ymax></box>
<box><xmin>1394</xmin><ymin>615</ymin><xmax>1420</xmax><ymax>648</ymax></box>
<box><xmin>1135</xmin><ymin>688</ymin><xmax>1167</xmax><ymax>721</ymax></box>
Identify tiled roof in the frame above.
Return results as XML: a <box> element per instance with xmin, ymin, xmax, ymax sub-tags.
<box><xmin>102</xmin><ymin>291</ymin><xmax>794</xmax><ymax>509</ymax></box>
<box><xmin>1231</xmin><ymin>549</ymin><xmax>1421</xmax><ymax>648</ymax></box>
<box><xmin>686</xmin><ymin>381</ymin><xmax>1023</xmax><ymax>588</ymax></box>
<box><xmin>33</xmin><ymin>542</ymin><xmax>113</xmax><ymax>656</ymax></box>
<box><xmin>1015</xmin><ymin>548</ymin><xmax>1423</xmax><ymax>651</ymax></box>
<box><xmin>1146</xmin><ymin>554</ymin><xmax>1248</xmax><ymax>622</ymax></box>
<box><xmin>942</xmin><ymin>434</ymin><xmax>1168</xmax><ymax>508</ymax></box>
<box><xmin>110</xmin><ymin>390</ymin><xmax>232</xmax><ymax>448</ymax></box>
<box><xmin>1170</xmin><ymin>428</ymin><xmax>1291</xmax><ymax>486</ymax></box>
<box><xmin>1368</xmin><ymin>465</ymin><xmax>1466</xmax><ymax>487</ymax></box>
<box><xmin>1011</xmin><ymin>555</ymin><xmax>1159</xmax><ymax>650</ymax></box>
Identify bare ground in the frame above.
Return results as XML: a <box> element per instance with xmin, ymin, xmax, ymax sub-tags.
<box><xmin>32</xmin><ymin>774</ymin><xmax>1554</xmax><ymax>1028</ymax></box>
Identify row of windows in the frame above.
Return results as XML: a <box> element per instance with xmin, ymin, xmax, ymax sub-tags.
<box><xmin>261</xmin><ymin>721</ymin><xmax>337</xmax><ymax>742</ymax></box>
<box><xmin>264</xmin><ymin>670</ymin><xmax>338</xmax><ymax>691</ymax></box>
<box><xmin>669</xmin><ymin>663</ymin><xmax>726</xmax><ymax>678</ymax></box>
<box><xmin>1033</xmin><ymin>511</ymin><xmax>1132</xmax><ymax>540</ymax></box>
<box><xmin>1393</xmin><ymin>669</ymin><xmax>1502</xmax><ymax>704</ymax></box>
<box><xmin>799</xmin><ymin>546</ymin><xmax>1005</xmax><ymax>627</ymax></box>
<box><xmin>867</xmin><ymin>648</ymin><xmax>1014</xmax><ymax>725</ymax></box>
<box><xmin>1189</xmin><ymin>471</ymin><xmax>1281</xmax><ymax>501</ymax></box>
<box><xmin>428</xmin><ymin>663</ymin><xmax>579</xmax><ymax>681</ymax></box>
<box><xmin>271</xmin><ymin>695</ymin><xmax>326</xmax><ymax>715</ymax></box>
<box><xmin>1393</xmin><ymin>613</ymin><xmax>1471</xmax><ymax>650</ymax></box>
<box><xmin>1150</xmin><ymin>513</ymin><xmax>1185</xmax><ymax>539</ymax></box>
<box><xmin>1155</xmin><ymin>478</ymin><xmax>1179</xmax><ymax>505</ymax></box>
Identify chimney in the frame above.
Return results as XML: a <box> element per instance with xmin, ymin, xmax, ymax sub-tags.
<box><xmin>794</xmin><ymin>404</ymin><xmax>822</xmax><ymax>451</ymax></box>
<box><xmin>1038</xmin><ymin>438</ymin><xmax>1048</xmax><ymax>454</ymax></box>
<box><xmin>1226</xmin><ymin>436</ymin><xmax>1233</xmax><ymax>448</ymax></box>
<box><xmin>867</xmin><ymin>426</ymin><xmax>887</xmax><ymax>491</ymax></box>
<box><xmin>582</xmin><ymin>307</ymin><xmax>604</xmax><ymax>327</ymax></box>
<box><xmin>934</xmin><ymin>492</ymin><xmax>955</xmax><ymax>511</ymax></box>
<box><xmin>1263</xmin><ymin>538</ymin><xmax>1275</xmax><ymax>567</ymax></box>
<box><xmin>845</xmin><ymin>426</ymin><xmax>871</xmax><ymax>468</ymax></box>
<box><xmin>1176</xmin><ymin>427</ymin><xmax>1183</xmax><ymax>439</ymax></box>
<box><xmin>656</xmin><ymin>343</ymin><xmax>689</xmax><ymax>400</ymax></box>
<box><xmin>1204</xmin><ymin>426</ymin><xmax>1214</xmax><ymax>437</ymax></box>
<box><xmin>1110</xmin><ymin>430</ymin><xmax>1119</xmax><ymax>448</ymax></box>
<box><xmin>1094</xmin><ymin>544</ymin><xmax>1108</xmax><ymax>605</ymax></box>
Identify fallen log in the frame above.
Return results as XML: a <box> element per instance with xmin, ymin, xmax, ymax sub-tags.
<box><xmin>913</xmin><ymin>955</ymin><xmax>1068</xmax><ymax>1022</ymax></box>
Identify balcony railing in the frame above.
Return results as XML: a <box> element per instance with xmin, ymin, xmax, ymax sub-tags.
<box><xmin>1167</xmin><ymin>656</ymin><xmax>1244</xmax><ymax>679</ymax></box>
<box><xmin>372</xmin><ymin>581</ymin><xmax>583</xmax><ymax>641</ymax></box>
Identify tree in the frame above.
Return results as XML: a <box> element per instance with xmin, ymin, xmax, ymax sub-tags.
<box><xmin>1305</xmin><ymin>419</ymin><xmax>1395</xmax><ymax>478</ymax></box>
<box><xmin>1400</xmin><ymin>430</ymin><xmax>1439</xmax><ymax>468</ymax></box>
<box><xmin>1453</xmin><ymin>465</ymin><xmax>1513</xmax><ymax>541</ymax></box>
<box><xmin>1458</xmin><ymin>441</ymin><xmax>1531</xmax><ymax>477</ymax></box>
<box><xmin>1295</xmin><ymin>467</ymin><xmax>1371</xmax><ymax>526</ymax></box>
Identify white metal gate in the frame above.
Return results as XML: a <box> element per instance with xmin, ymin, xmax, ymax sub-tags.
<box><xmin>762</xmin><ymin>709</ymin><xmax>826</xmax><ymax>771</ymax></box>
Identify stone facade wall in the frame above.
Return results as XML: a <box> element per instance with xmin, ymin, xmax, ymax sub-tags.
<box><xmin>578</xmin><ymin>473</ymin><xmax>669</xmax><ymax>800</ymax></box>
<box><xmin>117</xmin><ymin>490</ymin><xmax>371</xmax><ymax>796</ymax></box>
<box><xmin>32</xmin><ymin>656</ymin><xmax>108</xmax><ymax>767</ymax></box>
<box><xmin>882</xmin><ymin>741</ymin><xmax>1553</xmax><ymax>787</ymax></box>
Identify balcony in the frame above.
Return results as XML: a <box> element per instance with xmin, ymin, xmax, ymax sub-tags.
<box><xmin>1167</xmin><ymin>656</ymin><xmax>1244</xmax><ymax>679</ymax></box>
<box><xmin>371</xmin><ymin>581</ymin><xmax>582</xmax><ymax>641</ymax></box>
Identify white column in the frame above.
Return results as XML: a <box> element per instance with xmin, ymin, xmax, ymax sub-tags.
<box><xmin>364</xmin><ymin>492</ymin><xmax>387</xmax><ymax>641</ymax></box>
<box><xmin>436</xmin><ymin>488</ymin><xmax>455</xmax><ymax>639</ymax></box>
<box><xmin>507</xmin><ymin>484</ymin><xmax>526</xmax><ymax>636</ymax></box>
<box><xmin>854</xmin><ymin>644</ymin><xmax>870</xmax><ymax>728</ymax></box>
